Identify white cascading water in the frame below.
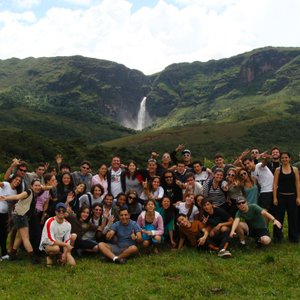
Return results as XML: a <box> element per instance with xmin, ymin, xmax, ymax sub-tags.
<box><xmin>136</xmin><ymin>97</ymin><xmax>147</xmax><ymax>130</ymax></box>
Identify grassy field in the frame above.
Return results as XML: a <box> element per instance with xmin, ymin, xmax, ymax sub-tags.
<box><xmin>1</xmin><ymin>235</ymin><xmax>300</xmax><ymax>300</ymax></box>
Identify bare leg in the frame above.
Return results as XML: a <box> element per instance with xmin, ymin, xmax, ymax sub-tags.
<box><xmin>99</xmin><ymin>242</ymin><xmax>115</xmax><ymax>260</ymax></box>
<box><xmin>118</xmin><ymin>245</ymin><xmax>138</xmax><ymax>259</ymax></box>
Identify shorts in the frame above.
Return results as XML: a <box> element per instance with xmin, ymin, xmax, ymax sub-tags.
<box><xmin>75</xmin><ymin>238</ymin><xmax>98</xmax><ymax>250</ymax></box>
<box><xmin>108</xmin><ymin>243</ymin><xmax>131</xmax><ymax>256</ymax></box>
<box><xmin>249</xmin><ymin>228</ymin><xmax>269</xmax><ymax>239</ymax></box>
<box><xmin>142</xmin><ymin>224</ymin><xmax>163</xmax><ymax>244</ymax></box>
<box><xmin>258</xmin><ymin>192</ymin><xmax>273</xmax><ymax>210</ymax></box>
<box><xmin>12</xmin><ymin>214</ymin><xmax>29</xmax><ymax>229</ymax></box>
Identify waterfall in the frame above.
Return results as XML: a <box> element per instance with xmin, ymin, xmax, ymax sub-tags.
<box><xmin>136</xmin><ymin>97</ymin><xmax>147</xmax><ymax>130</ymax></box>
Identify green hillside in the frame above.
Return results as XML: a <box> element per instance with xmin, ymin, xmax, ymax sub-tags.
<box><xmin>1</xmin><ymin>47</ymin><xmax>300</xmax><ymax>167</ymax></box>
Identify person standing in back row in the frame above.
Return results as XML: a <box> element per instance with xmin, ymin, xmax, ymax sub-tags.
<box><xmin>273</xmin><ymin>152</ymin><xmax>300</xmax><ymax>243</ymax></box>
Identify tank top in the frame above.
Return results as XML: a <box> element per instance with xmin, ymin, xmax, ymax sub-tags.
<box><xmin>277</xmin><ymin>166</ymin><xmax>296</xmax><ymax>194</ymax></box>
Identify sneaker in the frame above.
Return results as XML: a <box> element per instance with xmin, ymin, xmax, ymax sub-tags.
<box><xmin>218</xmin><ymin>249</ymin><xmax>232</xmax><ymax>258</ymax></box>
<box><xmin>1</xmin><ymin>255</ymin><xmax>9</xmax><ymax>260</ymax></box>
<box><xmin>113</xmin><ymin>257</ymin><xmax>120</xmax><ymax>264</ymax></box>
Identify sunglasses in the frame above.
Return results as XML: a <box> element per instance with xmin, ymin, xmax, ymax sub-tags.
<box><xmin>81</xmin><ymin>166</ymin><xmax>90</xmax><ymax>170</ymax></box>
<box><xmin>240</xmin><ymin>172</ymin><xmax>248</xmax><ymax>177</ymax></box>
<box><xmin>19</xmin><ymin>168</ymin><xmax>27</xmax><ymax>172</ymax></box>
<box><xmin>227</xmin><ymin>173</ymin><xmax>235</xmax><ymax>177</ymax></box>
<box><xmin>128</xmin><ymin>196</ymin><xmax>137</xmax><ymax>200</ymax></box>
<box><xmin>237</xmin><ymin>201</ymin><xmax>246</xmax><ymax>205</ymax></box>
<box><xmin>57</xmin><ymin>209</ymin><xmax>66</xmax><ymax>213</ymax></box>
<box><xmin>183</xmin><ymin>153</ymin><xmax>191</xmax><ymax>157</ymax></box>
<box><xmin>251</xmin><ymin>151</ymin><xmax>259</xmax><ymax>154</ymax></box>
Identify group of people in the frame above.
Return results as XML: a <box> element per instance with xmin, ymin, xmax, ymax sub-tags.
<box><xmin>0</xmin><ymin>144</ymin><xmax>299</xmax><ymax>266</ymax></box>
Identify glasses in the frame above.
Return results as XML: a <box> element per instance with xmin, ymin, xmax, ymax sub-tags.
<box><xmin>57</xmin><ymin>209</ymin><xmax>66</xmax><ymax>213</ymax></box>
<box><xmin>18</xmin><ymin>168</ymin><xmax>27</xmax><ymax>172</ymax></box>
<box><xmin>183</xmin><ymin>153</ymin><xmax>191</xmax><ymax>157</ymax></box>
<box><xmin>227</xmin><ymin>174</ymin><xmax>235</xmax><ymax>177</ymax></box>
<box><xmin>81</xmin><ymin>166</ymin><xmax>90</xmax><ymax>170</ymax></box>
<box><xmin>128</xmin><ymin>196</ymin><xmax>137</xmax><ymax>200</ymax></box>
<box><xmin>240</xmin><ymin>172</ymin><xmax>248</xmax><ymax>177</ymax></box>
<box><xmin>251</xmin><ymin>151</ymin><xmax>259</xmax><ymax>154</ymax></box>
<box><xmin>237</xmin><ymin>201</ymin><xmax>246</xmax><ymax>206</ymax></box>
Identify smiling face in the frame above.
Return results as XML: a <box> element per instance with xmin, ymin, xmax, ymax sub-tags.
<box><xmin>80</xmin><ymin>164</ymin><xmax>90</xmax><ymax>175</ymax></box>
<box><xmin>77</xmin><ymin>183</ymin><xmax>85</xmax><ymax>194</ymax></box>
<box><xmin>162</xmin><ymin>197</ymin><xmax>171</xmax><ymax>210</ymax></box>
<box><xmin>104</xmin><ymin>195</ymin><xmax>114</xmax><ymax>207</ymax></box>
<box><xmin>145</xmin><ymin>200</ymin><xmax>156</xmax><ymax>212</ymax></box>
<box><xmin>93</xmin><ymin>186</ymin><xmax>102</xmax><ymax>199</ymax></box>
<box><xmin>215</xmin><ymin>157</ymin><xmax>224</xmax><ymax>168</ymax></box>
<box><xmin>280</xmin><ymin>153</ymin><xmax>291</xmax><ymax>165</ymax></box>
<box><xmin>151</xmin><ymin>177</ymin><xmax>160</xmax><ymax>190</ymax></box>
<box><xmin>177</xmin><ymin>215</ymin><xmax>190</xmax><ymax>228</ymax></box>
<box><xmin>203</xmin><ymin>201</ymin><xmax>214</xmax><ymax>214</ymax></box>
<box><xmin>117</xmin><ymin>195</ymin><xmax>126</xmax><ymax>207</ymax></box>
<box><xmin>31</xmin><ymin>180</ymin><xmax>42</xmax><ymax>193</ymax></box>
<box><xmin>119</xmin><ymin>209</ymin><xmax>130</xmax><ymax>225</ymax></box>
<box><xmin>98</xmin><ymin>164</ymin><xmax>108</xmax><ymax>176</ymax></box>
<box><xmin>128</xmin><ymin>162</ymin><xmax>136</xmax><ymax>174</ymax></box>
<box><xmin>10</xmin><ymin>176</ymin><xmax>22</xmax><ymax>188</ymax></box>
<box><xmin>111</xmin><ymin>157</ymin><xmax>121</xmax><ymax>170</ymax></box>
<box><xmin>92</xmin><ymin>205</ymin><xmax>102</xmax><ymax>218</ymax></box>
<box><xmin>62</xmin><ymin>173</ymin><xmax>71</xmax><ymax>186</ymax></box>
<box><xmin>214</xmin><ymin>171</ymin><xmax>224</xmax><ymax>182</ymax></box>
<box><xmin>185</xmin><ymin>193</ymin><xmax>194</xmax><ymax>205</ymax></box>
<box><xmin>80</xmin><ymin>208</ymin><xmax>90</xmax><ymax>221</ymax></box>
<box><xmin>243</xmin><ymin>159</ymin><xmax>255</xmax><ymax>172</ymax></box>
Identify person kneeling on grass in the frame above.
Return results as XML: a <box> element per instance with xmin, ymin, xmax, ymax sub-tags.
<box><xmin>99</xmin><ymin>207</ymin><xmax>142</xmax><ymax>264</ymax></box>
<box><xmin>202</xmin><ymin>199</ymin><xmax>233</xmax><ymax>258</ymax></box>
<box><xmin>39</xmin><ymin>202</ymin><xmax>76</xmax><ymax>267</ymax></box>
<box><xmin>229</xmin><ymin>197</ymin><xmax>282</xmax><ymax>247</ymax></box>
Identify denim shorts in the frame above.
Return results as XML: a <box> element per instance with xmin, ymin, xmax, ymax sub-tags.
<box><xmin>13</xmin><ymin>214</ymin><xmax>29</xmax><ymax>229</ymax></box>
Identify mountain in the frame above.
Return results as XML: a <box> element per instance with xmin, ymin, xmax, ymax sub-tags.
<box><xmin>1</xmin><ymin>47</ymin><xmax>300</xmax><ymax>167</ymax></box>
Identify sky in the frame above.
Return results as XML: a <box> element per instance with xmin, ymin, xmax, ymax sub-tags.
<box><xmin>0</xmin><ymin>0</ymin><xmax>299</xmax><ymax>75</ymax></box>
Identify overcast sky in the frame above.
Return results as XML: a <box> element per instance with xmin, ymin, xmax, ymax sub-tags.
<box><xmin>0</xmin><ymin>0</ymin><xmax>299</xmax><ymax>74</ymax></box>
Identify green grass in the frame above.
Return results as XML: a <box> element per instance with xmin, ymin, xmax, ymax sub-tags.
<box><xmin>1</xmin><ymin>237</ymin><xmax>300</xmax><ymax>299</ymax></box>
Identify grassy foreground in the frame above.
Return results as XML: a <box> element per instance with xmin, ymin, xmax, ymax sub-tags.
<box><xmin>1</xmin><ymin>238</ymin><xmax>300</xmax><ymax>300</ymax></box>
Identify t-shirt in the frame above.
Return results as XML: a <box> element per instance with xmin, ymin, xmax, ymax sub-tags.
<box><xmin>39</xmin><ymin>217</ymin><xmax>72</xmax><ymax>249</ymax></box>
<box><xmin>35</xmin><ymin>190</ymin><xmax>50</xmax><ymax>212</ymax></box>
<box><xmin>235</xmin><ymin>204</ymin><xmax>266</xmax><ymax>230</ymax></box>
<box><xmin>175</xmin><ymin>202</ymin><xmax>199</xmax><ymax>222</ymax></box>
<box><xmin>0</xmin><ymin>182</ymin><xmax>17</xmax><ymax>213</ymax></box>
<box><xmin>204</xmin><ymin>207</ymin><xmax>231</xmax><ymax>227</ymax></box>
<box><xmin>111</xmin><ymin>219</ymin><xmax>141</xmax><ymax>248</ymax></box>
<box><xmin>251</xmin><ymin>163</ymin><xmax>273</xmax><ymax>193</ymax></box>
<box><xmin>179</xmin><ymin>220</ymin><xmax>205</xmax><ymax>247</ymax></box>
<box><xmin>110</xmin><ymin>169</ymin><xmax>123</xmax><ymax>198</ymax></box>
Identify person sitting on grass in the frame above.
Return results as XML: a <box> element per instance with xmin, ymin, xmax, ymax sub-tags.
<box><xmin>98</xmin><ymin>207</ymin><xmax>142</xmax><ymax>264</ymax></box>
<box><xmin>202</xmin><ymin>199</ymin><xmax>233</xmax><ymax>257</ymax></box>
<box><xmin>66</xmin><ymin>205</ymin><xmax>102</xmax><ymax>257</ymax></box>
<box><xmin>177</xmin><ymin>214</ymin><xmax>209</xmax><ymax>251</ymax></box>
<box><xmin>229</xmin><ymin>196</ymin><xmax>282</xmax><ymax>247</ymax></box>
<box><xmin>39</xmin><ymin>202</ymin><xmax>76</xmax><ymax>267</ymax></box>
<box><xmin>137</xmin><ymin>199</ymin><xmax>164</xmax><ymax>254</ymax></box>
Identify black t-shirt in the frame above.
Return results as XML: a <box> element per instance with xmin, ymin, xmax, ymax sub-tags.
<box><xmin>204</xmin><ymin>207</ymin><xmax>231</xmax><ymax>227</ymax></box>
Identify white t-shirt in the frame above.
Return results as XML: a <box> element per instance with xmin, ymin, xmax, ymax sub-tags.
<box><xmin>0</xmin><ymin>182</ymin><xmax>17</xmax><ymax>213</ymax></box>
<box><xmin>110</xmin><ymin>169</ymin><xmax>123</xmax><ymax>198</ymax></box>
<box><xmin>175</xmin><ymin>202</ymin><xmax>199</xmax><ymax>222</ymax></box>
<box><xmin>251</xmin><ymin>162</ymin><xmax>274</xmax><ymax>193</ymax></box>
<box><xmin>39</xmin><ymin>217</ymin><xmax>71</xmax><ymax>250</ymax></box>
<box><xmin>140</xmin><ymin>186</ymin><xmax>164</xmax><ymax>203</ymax></box>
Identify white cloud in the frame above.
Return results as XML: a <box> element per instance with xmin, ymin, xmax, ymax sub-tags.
<box><xmin>0</xmin><ymin>0</ymin><xmax>300</xmax><ymax>74</ymax></box>
<box><xmin>12</xmin><ymin>0</ymin><xmax>40</xmax><ymax>9</ymax></box>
